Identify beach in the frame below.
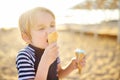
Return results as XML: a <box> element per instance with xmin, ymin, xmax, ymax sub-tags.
<box><xmin>0</xmin><ymin>23</ymin><xmax>120</xmax><ymax>80</ymax></box>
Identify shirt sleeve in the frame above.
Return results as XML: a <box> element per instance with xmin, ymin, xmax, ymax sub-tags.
<box><xmin>16</xmin><ymin>52</ymin><xmax>35</xmax><ymax>80</ymax></box>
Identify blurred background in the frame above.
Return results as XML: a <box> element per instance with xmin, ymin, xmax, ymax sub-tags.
<box><xmin>0</xmin><ymin>0</ymin><xmax>120</xmax><ymax>80</ymax></box>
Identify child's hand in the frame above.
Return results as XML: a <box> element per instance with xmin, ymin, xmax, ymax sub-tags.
<box><xmin>70</xmin><ymin>57</ymin><xmax>86</xmax><ymax>70</ymax></box>
<box><xmin>42</xmin><ymin>42</ymin><xmax>59</xmax><ymax>65</ymax></box>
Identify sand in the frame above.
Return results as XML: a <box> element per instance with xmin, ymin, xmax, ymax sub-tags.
<box><xmin>0</xmin><ymin>25</ymin><xmax>120</xmax><ymax>80</ymax></box>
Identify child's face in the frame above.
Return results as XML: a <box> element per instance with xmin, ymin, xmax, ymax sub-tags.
<box><xmin>30</xmin><ymin>11</ymin><xmax>56</xmax><ymax>49</ymax></box>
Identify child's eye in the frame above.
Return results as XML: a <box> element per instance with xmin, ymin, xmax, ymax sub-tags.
<box><xmin>38</xmin><ymin>27</ymin><xmax>45</xmax><ymax>30</ymax></box>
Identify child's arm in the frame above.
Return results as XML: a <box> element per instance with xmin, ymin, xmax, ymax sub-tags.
<box><xmin>34</xmin><ymin>58</ymin><xmax>51</xmax><ymax>80</ymax></box>
<box><xmin>35</xmin><ymin>43</ymin><xmax>59</xmax><ymax>80</ymax></box>
<box><xmin>58</xmin><ymin>57</ymin><xmax>86</xmax><ymax>79</ymax></box>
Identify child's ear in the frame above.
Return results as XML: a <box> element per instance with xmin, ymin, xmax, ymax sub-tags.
<box><xmin>21</xmin><ymin>32</ymin><xmax>31</xmax><ymax>43</ymax></box>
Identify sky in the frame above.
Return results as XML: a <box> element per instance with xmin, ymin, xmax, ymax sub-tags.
<box><xmin>0</xmin><ymin>0</ymin><xmax>119</xmax><ymax>28</ymax></box>
<box><xmin>0</xmin><ymin>0</ymin><xmax>84</xmax><ymax>28</ymax></box>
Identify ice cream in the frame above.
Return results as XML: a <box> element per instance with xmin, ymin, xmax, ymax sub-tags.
<box><xmin>48</xmin><ymin>31</ymin><xmax>58</xmax><ymax>44</ymax></box>
<box><xmin>75</xmin><ymin>49</ymin><xmax>85</xmax><ymax>74</ymax></box>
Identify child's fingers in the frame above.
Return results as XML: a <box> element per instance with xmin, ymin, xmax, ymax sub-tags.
<box><xmin>50</xmin><ymin>43</ymin><xmax>59</xmax><ymax>54</ymax></box>
<box><xmin>80</xmin><ymin>62</ymin><xmax>85</xmax><ymax>67</ymax></box>
<box><xmin>50</xmin><ymin>46</ymin><xmax>59</xmax><ymax>55</ymax></box>
<box><xmin>50</xmin><ymin>43</ymin><xmax>59</xmax><ymax>53</ymax></box>
<box><xmin>72</xmin><ymin>59</ymin><xmax>78</xmax><ymax>69</ymax></box>
<box><xmin>46</xmin><ymin>42</ymin><xmax>59</xmax><ymax>52</ymax></box>
<box><xmin>44</xmin><ymin>42</ymin><xmax>59</xmax><ymax>55</ymax></box>
<box><xmin>80</xmin><ymin>59</ymin><xmax>86</xmax><ymax>67</ymax></box>
<box><xmin>48</xmin><ymin>42</ymin><xmax>58</xmax><ymax>48</ymax></box>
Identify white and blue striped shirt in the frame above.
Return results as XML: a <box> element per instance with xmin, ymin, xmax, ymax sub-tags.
<box><xmin>16</xmin><ymin>44</ymin><xmax>60</xmax><ymax>80</ymax></box>
<box><xmin>16</xmin><ymin>45</ymin><xmax>36</xmax><ymax>80</ymax></box>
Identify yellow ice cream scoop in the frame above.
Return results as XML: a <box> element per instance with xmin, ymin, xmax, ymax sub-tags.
<box><xmin>48</xmin><ymin>31</ymin><xmax>58</xmax><ymax>44</ymax></box>
<box><xmin>75</xmin><ymin>49</ymin><xmax>85</xmax><ymax>74</ymax></box>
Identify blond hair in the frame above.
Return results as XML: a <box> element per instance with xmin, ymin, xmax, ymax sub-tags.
<box><xmin>19</xmin><ymin>7</ymin><xmax>55</xmax><ymax>39</ymax></box>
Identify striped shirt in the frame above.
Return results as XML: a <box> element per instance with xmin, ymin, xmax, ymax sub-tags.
<box><xmin>16</xmin><ymin>44</ymin><xmax>60</xmax><ymax>80</ymax></box>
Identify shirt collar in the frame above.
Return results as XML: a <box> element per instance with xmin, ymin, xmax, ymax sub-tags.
<box><xmin>28</xmin><ymin>44</ymin><xmax>45</xmax><ymax>53</ymax></box>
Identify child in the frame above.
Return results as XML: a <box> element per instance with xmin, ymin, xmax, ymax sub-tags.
<box><xmin>16</xmin><ymin>7</ymin><xmax>86</xmax><ymax>80</ymax></box>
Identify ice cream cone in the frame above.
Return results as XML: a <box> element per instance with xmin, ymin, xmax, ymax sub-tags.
<box><xmin>75</xmin><ymin>49</ymin><xmax>85</xmax><ymax>74</ymax></box>
<box><xmin>48</xmin><ymin>32</ymin><xmax>58</xmax><ymax>44</ymax></box>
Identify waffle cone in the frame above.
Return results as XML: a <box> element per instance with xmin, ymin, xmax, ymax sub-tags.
<box><xmin>75</xmin><ymin>53</ymin><xmax>85</xmax><ymax>74</ymax></box>
<box><xmin>48</xmin><ymin>32</ymin><xmax>58</xmax><ymax>44</ymax></box>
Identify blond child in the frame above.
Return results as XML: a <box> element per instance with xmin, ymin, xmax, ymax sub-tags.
<box><xmin>16</xmin><ymin>7</ymin><xmax>85</xmax><ymax>80</ymax></box>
